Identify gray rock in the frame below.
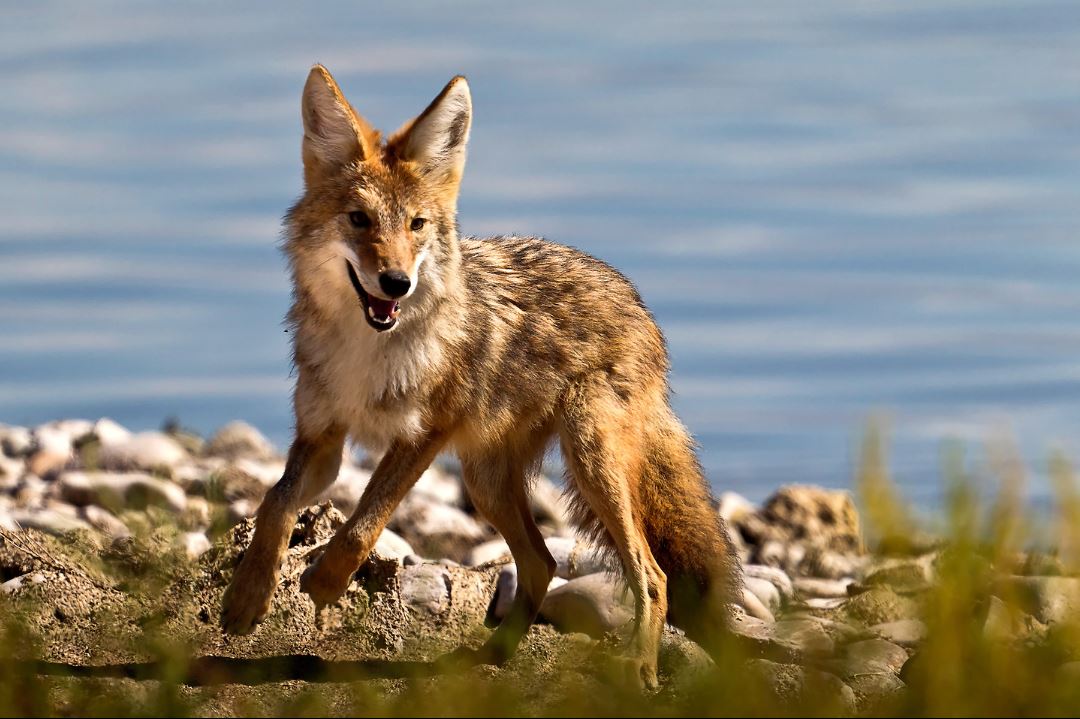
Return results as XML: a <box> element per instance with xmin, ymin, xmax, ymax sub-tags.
<box><xmin>399</xmin><ymin>563</ymin><xmax>451</xmax><ymax>614</ymax></box>
<box><xmin>97</xmin><ymin>432</ymin><xmax>189</xmax><ymax>473</ymax></box>
<box><xmin>540</xmin><ymin>573</ymin><xmax>632</xmax><ymax>637</ymax></box>
<box><xmin>983</xmin><ymin>595</ymin><xmax>1045</xmax><ymax>641</ymax></box>
<box><xmin>229</xmin><ymin>458</ymin><xmax>286</xmax><ymax>489</ymax></box>
<box><xmin>746</xmin><ymin>659</ymin><xmax>856</xmax><ymax>715</ymax></box>
<box><xmin>205</xmin><ymin>421</ymin><xmax>276</xmax><ymax>461</ymax></box>
<box><xmin>58</xmin><ymin>471</ymin><xmax>187</xmax><ymax>514</ymax></box>
<box><xmin>798</xmin><ymin>547</ymin><xmax>861</xmax><ymax>580</ymax></box>
<box><xmin>488</xmin><ymin>564</ymin><xmax>518</xmax><ymax>623</ymax></box>
<box><xmin>772</xmin><ymin>617</ymin><xmax>835</xmax><ymax>656</ymax></box>
<box><xmin>992</xmin><ymin>576</ymin><xmax>1080</xmax><ymax>625</ymax></box>
<box><xmin>746</xmin><ymin>575</ymin><xmax>782</xmax><ymax>614</ymax></box>
<box><xmin>658</xmin><ymin>628</ymin><xmax>715</xmax><ymax>689</ymax></box>
<box><xmin>870</xmin><ymin>619</ymin><xmax>926</xmax><ymax>647</ymax></box>
<box><xmin>802</xmin><ymin>597</ymin><xmax>849</xmax><ymax>610</ymax></box>
<box><xmin>390</xmin><ymin>494</ymin><xmax>488</xmax><ymax>561</ymax></box>
<box><xmin>795</xmin><ymin>576</ymin><xmax>853</xmax><ymax>598</ymax></box>
<box><xmin>743</xmin><ymin>564</ymin><xmax>795</xmax><ymax>603</ymax></box>
<box><xmin>847</xmin><ymin>672</ymin><xmax>906</xmax><ymax>714</ymax></box>
<box><xmin>833</xmin><ymin>638</ymin><xmax>908</xmax><ymax>678</ymax></box>
<box><xmin>863</xmin><ymin>556</ymin><xmax>934</xmax><ymax>593</ymax></box>
<box><xmin>402</xmin><ymin>554</ymin><xmax>424</xmax><ymax>567</ymax></box>
<box><xmin>845</xmin><ymin>586</ymin><xmax>918</xmax><ymax>625</ymax></box>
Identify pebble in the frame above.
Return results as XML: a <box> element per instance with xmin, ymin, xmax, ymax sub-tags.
<box><xmin>58</xmin><ymin>471</ymin><xmax>187</xmax><ymax>514</ymax></box>
<box><xmin>181</xmin><ymin>531</ymin><xmax>212</xmax><ymax>560</ymax></box>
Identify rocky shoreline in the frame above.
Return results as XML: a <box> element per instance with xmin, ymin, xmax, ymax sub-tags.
<box><xmin>1</xmin><ymin>418</ymin><xmax>1077</xmax><ymax>714</ymax></box>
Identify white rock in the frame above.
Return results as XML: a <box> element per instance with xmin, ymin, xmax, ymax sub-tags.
<box><xmin>373</xmin><ymin>528</ymin><xmax>414</xmax><ymax>562</ymax></box>
<box><xmin>317</xmin><ymin>464</ymin><xmax>370</xmax><ymax>514</ymax></box>
<box><xmin>1</xmin><ymin>572</ymin><xmax>46</xmax><ymax>595</ymax></box>
<box><xmin>180</xmin><ymin>531</ymin><xmax>212</xmax><ymax>560</ymax></box>
<box><xmin>0</xmin><ymin>510</ymin><xmax>17</xmax><ymax>532</ymax></box>
<box><xmin>794</xmin><ymin>577</ymin><xmax>853</xmax><ymax>599</ymax></box>
<box><xmin>0</xmin><ymin>425</ymin><xmax>32</xmax><ymax>458</ymax></box>
<box><xmin>227</xmin><ymin>499</ymin><xmax>257</xmax><ymax>525</ymax></box>
<box><xmin>58</xmin><ymin>471</ymin><xmax>187</xmax><ymax>514</ymax></box>
<box><xmin>740</xmin><ymin>585</ymin><xmax>775</xmax><ymax>622</ymax></box>
<box><xmin>232</xmin><ymin>457</ymin><xmax>286</xmax><ymax>488</ymax></box>
<box><xmin>465</xmin><ymin>539</ymin><xmax>512</xmax><ymax>567</ymax></box>
<box><xmin>91</xmin><ymin>417</ymin><xmax>132</xmax><ymax>447</ymax></box>
<box><xmin>98</xmin><ymin>432</ymin><xmax>189</xmax><ymax>472</ymax></box>
<box><xmin>530</xmin><ymin>476</ymin><xmax>572</xmax><ymax>529</ymax></box>
<box><xmin>743</xmin><ymin>564</ymin><xmax>795</xmax><ymax>603</ymax></box>
<box><xmin>545</xmin><ymin>536</ymin><xmax>608</xmax><ymax>579</ymax></box>
<box><xmin>745</xmin><ymin>576</ymin><xmax>782</xmax><ymax>614</ymax></box>
<box><xmin>391</xmin><ymin>494</ymin><xmax>487</xmax><ymax>550</ymax></box>
<box><xmin>412</xmin><ymin>466</ymin><xmax>463</xmax><ymax>506</ymax></box>
<box><xmin>9</xmin><ymin>508</ymin><xmax>93</xmax><ymax>535</ymax></box>
<box><xmin>205</xmin><ymin>421</ymin><xmax>277</xmax><ymax>461</ymax></box>
<box><xmin>33</xmin><ymin>424</ymin><xmax>77</xmax><ymax>458</ymax></box>
<box><xmin>0</xmin><ymin>453</ymin><xmax>23</xmax><ymax>485</ymax></box>
<box><xmin>718</xmin><ymin>491</ymin><xmax>755</xmax><ymax>523</ymax></box>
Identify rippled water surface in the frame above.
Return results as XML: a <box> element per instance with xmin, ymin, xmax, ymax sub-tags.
<box><xmin>3</xmin><ymin>2</ymin><xmax>1080</xmax><ymax>503</ymax></box>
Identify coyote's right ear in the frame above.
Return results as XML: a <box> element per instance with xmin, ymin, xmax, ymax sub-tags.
<box><xmin>301</xmin><ymin>65</ymin><xmax>378</xmax><ymax>183</ymax></box>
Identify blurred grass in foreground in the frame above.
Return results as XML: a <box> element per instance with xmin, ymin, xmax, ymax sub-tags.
<box><xmin>3</xmin><ymin>422</ymin><xmax>1080</xmax><ymax>717</ymax></box>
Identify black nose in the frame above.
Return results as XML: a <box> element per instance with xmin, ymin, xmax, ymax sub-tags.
<box><xmin>378</xmin><ymin>270</ymin><xmax>412</xmax><ymax>298</ymax></box>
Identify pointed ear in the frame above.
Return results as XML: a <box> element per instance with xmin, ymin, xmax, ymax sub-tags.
<box><xmin>301</xmin><ymin>65</ymin><xmax>378</xmax><ymax>181</ymax></box>
<box><xmin>389</xmin><ymin>76</ymin><xmax>471</xmax><ymax>188</ymax></box>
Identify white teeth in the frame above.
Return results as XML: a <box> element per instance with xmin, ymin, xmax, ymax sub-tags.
<box><xmin>367</xmin><ymin>306</ymin><xmax>392</xmax><ymax>324</ymax></box>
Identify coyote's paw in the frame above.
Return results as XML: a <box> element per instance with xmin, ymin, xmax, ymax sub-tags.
<box><xmin>221</xmin><ymin>558</ymin><xmax>277</xmax><ymax>635</ymax></box>
<box><xmin>299</xmin><ymin>550</ymin><xmax>354</xmax><ymax>609</ymax></box>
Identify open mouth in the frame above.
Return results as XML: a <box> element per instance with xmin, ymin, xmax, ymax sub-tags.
<box><xmin>346</xmin><ymin>261</ymin><xmax>400</xmax><ymax>332</ymax></box>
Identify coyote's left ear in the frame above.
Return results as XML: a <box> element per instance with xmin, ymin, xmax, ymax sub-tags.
<box><xmin>389</xmin><ymin>76</ymin><xmax>472</xmax><ymax>192</ymax></box>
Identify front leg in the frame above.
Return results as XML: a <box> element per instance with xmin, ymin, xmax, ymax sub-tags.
<box><xmin>222</xmin><ymin>425</ymin><xmax>346</xmax><ymax>634</ymax></box>
<box><xmin>300</xmin><ymin>430</ymin><xmax>446</xmax><ymax>608</ymax></box>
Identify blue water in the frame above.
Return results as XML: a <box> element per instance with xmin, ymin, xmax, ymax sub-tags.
<box><xmin>3</xmin><ymin>2</ymin><xmax>1080</xmax><ymax>505</ymax></box>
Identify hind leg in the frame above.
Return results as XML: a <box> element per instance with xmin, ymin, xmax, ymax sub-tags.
<box><xmin>445</xmin><ymin>451</ymin><xmax>556</xmax><ymax>666</ymax></box>
<box><xmin>559</xmin><ymin>374</ymin><xmax>668</xmax><ymax>689</ymax></box>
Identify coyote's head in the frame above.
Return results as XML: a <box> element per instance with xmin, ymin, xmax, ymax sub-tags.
<box><xmin>286</xmin><ymin>65</ymin><xmax>471</xmax><ymax>333</ymax></box>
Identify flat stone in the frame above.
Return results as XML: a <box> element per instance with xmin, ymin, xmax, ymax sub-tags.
<box><xmin>539</xmin><ymin>573</ymin><xmax>632</xmax><ymax>637</ymax></box>
<box><xmin>58</xmin><ymin>471</ymin><xmax>187</xmax><ymax>514</ymax></box>
<box><xmin>870</xmin><ymin>619</ymin><xmax>926</xmax><ymax>647</ymax></box>
<box><xmin>795</xmin><ymin>576</ymin><xmax>853</xmax><ymax>598</ymax></box>
<box><xmin>97</xmin><ymin>432</ymin><xmax>189</xmax><ymax>473</ymax></box>
<box><xmin>545</xmin><ymin>536</ymin><xmax>608</xmax><ymax>579</ymax></box>
<box><xmin>832</xmin><ymin>638</ymin><xmax>908</xmax><ymax>678</ymax></box>
<box><xmin>9</xmin><ymin>508</ymin><xmax>93</xmax><ymax>535</ymax></box>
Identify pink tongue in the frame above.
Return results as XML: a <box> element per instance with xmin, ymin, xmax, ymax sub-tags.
<box><xmin>368</xmin><ymin>295</ymin><xmax>397</xmax><ymax>317</ymax></box>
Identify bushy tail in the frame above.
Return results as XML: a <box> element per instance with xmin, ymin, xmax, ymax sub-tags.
<box><xmin>638</xmin><ymin>411</ymin><xmax>741</xmax><ymax>654</ymax></box>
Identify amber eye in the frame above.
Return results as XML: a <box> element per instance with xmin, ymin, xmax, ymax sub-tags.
<box><xmin>348</xmin><ymin>211</ymin><xmax>371</xmax><ymax>229</ymax></box>
<box><xmin>410</xmin><ymin>217</ymin><xmax>427</xmax><ymax>232</ymax></box>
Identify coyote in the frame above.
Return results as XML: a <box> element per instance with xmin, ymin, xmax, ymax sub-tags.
<box><xmin>221</xmin><ymin>65</ymin><xmax>739</xmax><ymax>687</ymax></box>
